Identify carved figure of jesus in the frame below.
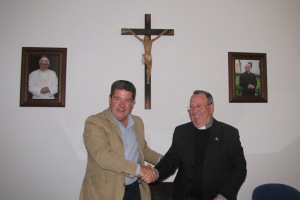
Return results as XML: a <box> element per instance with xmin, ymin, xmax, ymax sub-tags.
<box><xmin>126</xmin><ymin>29</ymin><xmax>168</xmax><ymax>84</ymax></box>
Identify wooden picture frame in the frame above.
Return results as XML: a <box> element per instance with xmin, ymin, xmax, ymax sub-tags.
<box><xmin>20</xmin><ymin>47</ymin><xmax>67</xmax><ymax>107</ymax></box>
<box><xmin>228</xmin><ymin>52</ymin><xmax>267</xmax><ymax>103</ymax></box>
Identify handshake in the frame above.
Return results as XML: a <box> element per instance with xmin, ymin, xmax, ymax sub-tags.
<box><xmin>138</xmin><ymin>164</ymin><xmax>158</xmax><ymax>184</ymax></box>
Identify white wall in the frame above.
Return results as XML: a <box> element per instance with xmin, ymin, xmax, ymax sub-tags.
<box><xmin>1</xmin><ymin>0</ymin><xmax>300</xmax><ymax>199</ymax></box>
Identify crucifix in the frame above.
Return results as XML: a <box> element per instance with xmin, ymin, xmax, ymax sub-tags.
<box><xmin>121</xmin><ymin>14</ymin><xmax>174</xmax><ymax>109</ymax></box>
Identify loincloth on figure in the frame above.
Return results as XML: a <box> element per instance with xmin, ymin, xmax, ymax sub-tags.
<box><xmin>141</xmin><ymin>54</ymin><xmax>152</xmax><ymax>64</ymax></box>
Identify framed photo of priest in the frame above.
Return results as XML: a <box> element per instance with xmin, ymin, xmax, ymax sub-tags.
<box><xmin>20</xmin><ymin>47</ymin><xmax>67</xmax><ymax>107</ymax></box>
<box><xmin>228</xmin><ymin>52</ymin><xmax>267</xmax><ymax>103</ymax></box>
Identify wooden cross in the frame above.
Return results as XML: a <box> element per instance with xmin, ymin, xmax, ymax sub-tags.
<box><xmin>121</xmin><ymin>14</ymin><xmax>174</xmax><ymax>109</ymax></box>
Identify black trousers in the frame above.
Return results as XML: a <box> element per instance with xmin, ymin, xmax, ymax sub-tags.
<box><xmin>123</xmin><ymin>180</ymin><xmax>141</xmax><ymax>200</ymax></box>
<box><xmin>187</xmin><ymin>194</ymin><xmax>203</xmax><ymax>200</ymax></box>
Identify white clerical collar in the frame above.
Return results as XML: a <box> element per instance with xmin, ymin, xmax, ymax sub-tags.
<box><xmin>197</xmin><ymin>120</ymin><xmax>213</xmax><ymax>130</ymax></box>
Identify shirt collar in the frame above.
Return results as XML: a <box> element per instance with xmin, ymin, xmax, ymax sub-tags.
<box><xmin>112</xmin><ymin>113</ymin><xmax>134</xmax><ymax>129</ymax></box>
<box><xmin>198</xmin><ymin>119</ymin><xmax>213</xmax><ymax>130</ymax></box>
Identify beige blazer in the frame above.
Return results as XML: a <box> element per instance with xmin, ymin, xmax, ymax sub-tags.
<box><xmin>80</xmin><ymin>108</ymin><xmax>161</xmax><ymax>200</ymax></box>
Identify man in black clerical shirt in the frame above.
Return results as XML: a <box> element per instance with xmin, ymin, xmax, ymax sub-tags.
<box><xmin>239</xmin><ymin>63</ymin><xmax>257</xmax><ymax>96</ymax></box>
<box><xmin>154</xmin><ymin>90</ymin><xmax>247</xmax><ymax>200</ymax></box>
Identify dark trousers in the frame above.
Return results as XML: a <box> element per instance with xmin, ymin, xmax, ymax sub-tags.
<box><xmin>123</xmin><ymin>180</ymin><xmax>141</xmax><ymax>200</ymax></box>
<box><xmin>187</xmin><ymin>195</ymin><xmax>203</xmax><ymax>200</ymax></box>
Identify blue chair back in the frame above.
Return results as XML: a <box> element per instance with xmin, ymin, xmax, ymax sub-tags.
<box><xmin>252</xmin><ymin>183</ymin><xmax>300</xmax><ymax>200</ymax></box>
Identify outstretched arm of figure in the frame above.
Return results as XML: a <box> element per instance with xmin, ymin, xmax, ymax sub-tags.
<box><xmin>151</xmin><ymin>29</ymin><xmax>168</xmax><ymax>42</ymax></box>
<box><xmin>126</xmin><ymin>29</ymin><xmax>144</xmax><ymax>43</ymax></box>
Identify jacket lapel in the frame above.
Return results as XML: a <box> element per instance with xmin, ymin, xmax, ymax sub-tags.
<box><xmin>105</xmin><ymin>108</ymin><xmax>124</xmax><ymax>143</ymax></box>
<box><xmin>184</xmin><ymin>123</ymin><xmax>196</xmax><ymax>166</ymax></box>
<box><xmin>204</xmin><ymin>119</ymin><xmax>223</xmax><ymax>167</ymax></box>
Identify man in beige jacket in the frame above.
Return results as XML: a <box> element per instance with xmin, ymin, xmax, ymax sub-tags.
<box><xmin>80</xmin><ymin>80</ymin><xmax>162</xmax><ymax>200</ymax></box>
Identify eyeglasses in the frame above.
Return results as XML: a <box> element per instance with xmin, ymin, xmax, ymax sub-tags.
<box><xmin>187</xmin><ymin>104</ymin><xmax>210</xmax><ymax>111</ymax></box>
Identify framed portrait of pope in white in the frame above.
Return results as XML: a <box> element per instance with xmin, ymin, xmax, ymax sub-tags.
<box><xmin>20</xmin><ymin>47</ymin><xmax>67</xmax><ymax>107</ymax></box>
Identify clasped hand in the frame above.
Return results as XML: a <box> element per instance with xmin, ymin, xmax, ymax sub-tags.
<box><xmin>40</xmin><ymin>86</ymin><xmax>50</xmax><ymax>94</ymax></box>
<box><xmin>139</xmin><ymin>164</ymin><xmax>157</xmax><ymax>184</ymax></box>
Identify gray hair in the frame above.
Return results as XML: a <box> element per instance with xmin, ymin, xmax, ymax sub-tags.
<box><xmin>39</xmin><ymin>57</ymin><xmax>50</xmax><ymax>65</ymax></box>
<box><xmin>245</xmin><ymin>63</ymin><xmax>251</xmax><ymax>68</ymax></box>
<box><xmin>193</xmin><ymin>90</ymin><xmax>214</xmax><ymax>105</ymax></box>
